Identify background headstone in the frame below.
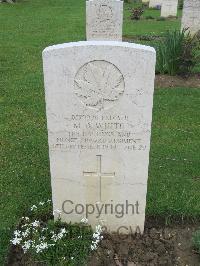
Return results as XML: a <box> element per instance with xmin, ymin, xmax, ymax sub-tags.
<box><xmin>43</xmin><ymin>41</ymin><xmax>156</xmax><ymax>233</ymax></box>
<box><xmin>181</xmin><ymin>0</ymin><xmax>200</xmax><ymax>35</ymax></box>
<box><xmin>161</xmin><ymin>0</ymin><xmax>178</xmax><ymax>17</ymax></box>
<box><xmin>86</xmin><ymin>0</ymin><xmax>123</xmax><ymax>41</ymax></box>
<box><xmin>149</xmin><ymin>0</ymin><xmax>162</xmax><ymax>8</ymax></box>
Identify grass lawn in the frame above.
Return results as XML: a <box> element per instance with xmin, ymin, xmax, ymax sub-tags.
<box><xmin>123</xmin><ymin>3</ymin><xmax>182</xmax><ymax>37</ymax></box>
<box><xmin>0</xmin><ymin>0</ymin><xmax>200</xmax><ymax>264</ymax></box>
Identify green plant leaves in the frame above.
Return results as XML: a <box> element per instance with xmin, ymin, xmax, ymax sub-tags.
<box><xmin>156</xmin><ymin>29</ymin><xmax>200</xmax><ymax>76</ymax></box>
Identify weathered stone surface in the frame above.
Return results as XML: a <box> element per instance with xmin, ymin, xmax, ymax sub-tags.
<box><xmin>181</xmin><ymin>0</ymin><xmax>200</xmax><ymax>35</ymax></box>
<box><xmin>161</xmin><ymin>0</ymin><xmax>178</xmax><ymax>17</ymax></box>
<box><xmin>86</xmin><ymin>0</ymin><xmax>123</xmax><ymax>41</ymax></box>
<box><xmin>43</xmin><ymin>41</ymin><xmax>156</xmax><ymax>233</ymax></box>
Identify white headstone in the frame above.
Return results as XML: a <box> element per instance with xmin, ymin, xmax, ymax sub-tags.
<box><xmin>149</xmin><ymin>0</ymin><xmax>162</xmax><ymax>8</ymax></box>
<box><xmin>181</xmin><ymin>0</ymin><xmax>200</xmax><ymax>35</ymax></box>
<box><xmin>86</xmin><ymin>0</ymin><xmax>123</xmax><ymax>41</ymax></box>
<box><xmin>43</xmin><ymin>41</ymin><xmax>156</xmax><ymax>233</ymax></box>
<box><xmin>161</xmin><ymin>0</ymin><xmax>178</xmax><ymax>17</ymax></box>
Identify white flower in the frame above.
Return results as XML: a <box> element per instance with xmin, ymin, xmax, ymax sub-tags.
<box><xmin>47</xmin><ymin>199</ymin><xmax>51</xmax><ymax>203</ymax></box>
<box><xmin>22</xmin><ymin>229</ymin><xmax>30</xmax><ymax>238</ymax></box>
<box><xmin>51</xmin><ymin>233</ymin><xmax>58</xmax><ymax>242</ymax></box>
<box><xmin>95</xmin><ymin>225</ymin><xmax>102</xmax><ymax>232</ymax></box>
<box><xmin>71</xmin><ymin>257</ymin><xmax>74</xmax><ymax>260</ymax></box>
<box><xmin>32</xmin><ymin>220</ymin><xmax>40</xmax><ymax>227</ymax></box>
<box><xmin>91</xmin><ymin>224</ymin><xmax>103</xmax><ymax>251</ymax></box>
<box><xmin>30</xmin><ymin>205</ymin><xmax>37</xmax><ymax>211</ymax></box>
<box><xmin>81</xmin><ymin>217</ymin><xmax>88</xmax><ymax>224</ymax></box>
<box><xmin>39</xmin><ymin>201</ymin><xmax>45</xmax><ymax>206</ymax></box>
<box><xmin>53</xmin><ymin>209</ymin><xmax>62</xmax><ymax>216</ymax></box>
<box><xmin>91</xmin><ymin>243</ymin><xmax>97</xmax><ymax>250</ymax></box>
<box><xmin>35</xmin><ymin>242</ymin><xmax>48</xmax><ymax>253</ymax></box>
<box><xmin>14</xmin><ymin>230</ymin><xmax>21</xmax><ymax>237</ymax></box>
<box><xmin>51</xmin><ymin>228</ymin><xmax>67</xmax><ymax>242</ymax></box>
<box><xmin>22</xmin><ymin>240</ymin><xmax>32</xmax><ymax>253</ymax></box>
<box><xmin>11</xmin><ymin>237</ymin><xmax>22</xmax><ymax>245</ymax></box>
<box><xmin>60</xmin><ymin>228</ymin><xmax>67</xmax><ymax>234</ymax></box>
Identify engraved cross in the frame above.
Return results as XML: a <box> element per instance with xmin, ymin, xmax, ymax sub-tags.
<box><xmin>83</xmin><ymin>155</ymin><xmax>115</xmax><ymax>201</ymax></box>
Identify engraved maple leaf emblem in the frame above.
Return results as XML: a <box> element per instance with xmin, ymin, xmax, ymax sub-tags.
<box><xmin>74</xmin><ymin>60</ymin><xmax>124</xmax><ymax>110</ymax></box>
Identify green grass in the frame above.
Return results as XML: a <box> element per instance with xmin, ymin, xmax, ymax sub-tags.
<box><xmin>0</xmin><ymin>0</ymin><xmax>200</xmax><ymax>264</ymax></box>
<box><xmin>148</xmin><ymin>88</ymin><xmax>200</xmax><ymax>218</ymax></box>
<box><xmin>123</xmin><ymin>3</ymin><xmax>181</xmax><ymax>37</ymax></box>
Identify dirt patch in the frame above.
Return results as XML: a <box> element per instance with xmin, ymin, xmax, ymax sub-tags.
<box><xmin>155</xmin><ymin>74</ymin><xmax>200</xmax><ymax>89</ymax></box>
<box><xmin>7</xmin><ymin>246</ymin><xmax>42</xmax><ymax>266</ymax></box>
<box><xmin>88</xmin><ymin>219</ymin><xmax>200</xmax><ymax>266</ymax></box>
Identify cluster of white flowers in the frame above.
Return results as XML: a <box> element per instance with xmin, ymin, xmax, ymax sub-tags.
<box><xmin>91</xmin><ymin>225</ymin><xmax>103</xmax><ymax>251</ymax></box>
<box><xmin>11</xmin><ymin>221</ymin><xmax>68</xmax><ymax>254</ymax></box>
<box><xmin>11</xmin><ymin>201</ymin><xmax>103</xmax><ymax>257</ymax></box>
<box><xmin>11</xmin><ymin>220</ymin><xmax>42</xmax><ymax>252</ymax></box>
<box><xmin>80</xmin><ymin>218</ymin><xmax>103</xmax><ymax>250</ymax></box>
<box><xmin>11</xmin><ymin>200</ymin><xmax>53</xmax><ymax>254</ymax></box>
<box><xmin>12</xmin><ymin>230</ymin><xmax>22</xmax><ymax>245</ymax></box>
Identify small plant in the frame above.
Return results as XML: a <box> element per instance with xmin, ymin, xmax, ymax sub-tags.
<box><xmin>131</xmin><ymin>7</ymin><xmax>144</xmax><ymax>20</ymax></box>
<box><xmin>156</xmin><ymin>29</ymin><xmax>200</xmax><ymax>76</ymax></box>
<box><xmin>192</xmin><ymin>229</ymin><xmax>200</xmax><ymax>253</ymax></box>
<box><xmin>10</xmin><ymin>200</ymin><xmax>103</xmax><ymax>265</ymax></box>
